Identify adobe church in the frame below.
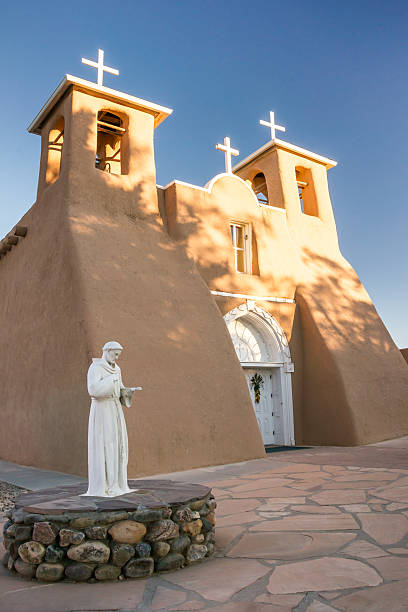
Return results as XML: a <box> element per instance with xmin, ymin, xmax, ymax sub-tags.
<box><xmin>1</xmin><ymin>51</ymin><xmax>408</xmax><ymax>478</ymax></box>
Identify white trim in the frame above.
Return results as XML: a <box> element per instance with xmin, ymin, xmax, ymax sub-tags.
<box><xmin>224</xmin><ymin>302</ymin><xmax>295</xmax><ymax>446</ymax></box>
<box><xmin>211</xmin><ymin>290</ymin><xmax>295</xmax><ymax>304</ymax></box>
<box><xmin>28</xmin><ymin>74</ymin><xmax>173</xmax><ymax>134</ymax></box>
<box><xmin>241</xmin><ymin>362</ymin><xmax>282</xmax><ymax>368</ymax></box>
<box><xmin>229</xmin><ymin>221</ymin><xmax>252</xmax><ymax>275</ymax></box>
<box><xmin>163</xmin><ymin>179</ymin><xmax>208</xmax><ymax>193</ymax></box>
<box><xmin>163</xmin><ymin>175</ymin><xmax>289</xmax><ymax>212</ymax></box>
<box><xmin>233</xmin><ymin>137</ymin><xmax>337</xmax><ymax>172</ymax></box>
<box><xmin>163</xmin><ymin>174</ymin><xmax>262</xmax><ymax>209</ymax></box>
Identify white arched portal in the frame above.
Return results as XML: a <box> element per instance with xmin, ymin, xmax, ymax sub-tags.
<box><xmin>224</xmin><ymin>302</ymin><xmax>295</xmax><ymax>446</ymax></box>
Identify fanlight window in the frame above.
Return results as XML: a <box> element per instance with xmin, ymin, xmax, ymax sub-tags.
<box><xmin>252</xmin><ymin>173</ymin><xmax>270</xmax><ymax>205</ymax></box>
<box><xmin>96</xmin><ymin>111</ymin><xmax>125</xmax><ymax>175</ymax></box>
<box><xmin>46</xmin><ymin>116</ymin><xmax>64</xmax><ymax>184</ymax></box>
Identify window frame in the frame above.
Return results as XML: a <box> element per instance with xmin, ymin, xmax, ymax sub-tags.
<box><xmin>229</xmin><ymin>221</ymin><xmax>252</xmax><ymax>274</ymax></box>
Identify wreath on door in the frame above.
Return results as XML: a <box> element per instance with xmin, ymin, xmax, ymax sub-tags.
<box><xmin>250</xmin><ymin>373</ymin><xmax>264</xmax><ymax>404</ymax></box>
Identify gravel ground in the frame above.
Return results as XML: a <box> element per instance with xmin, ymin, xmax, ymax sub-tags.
<box><xmin>0</xmin><ymin>481</ymin><xmax>28</xmax><ymax>519</ymax></box>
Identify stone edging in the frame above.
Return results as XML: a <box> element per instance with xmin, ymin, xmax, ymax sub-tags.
<box><xmin>2</xmin><ymin>494</ymin><xmax>216</xmax><ymax>582</ymax></box>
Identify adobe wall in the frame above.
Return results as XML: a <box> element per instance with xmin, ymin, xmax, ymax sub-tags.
<box><xmin>164</xmin><ymin>175</ymin><xmax>304</xmax><ymax>441</ymax></box>
<box><xmin>0</xmin><ymin>88</ymin><xmax>265</xmax><ymax>476</ymax></box>
<box><xmin>0</xmin><ymin>93</ymin><xmax>91</xmax><ymax>471</ymax></box>
<box><xmin>166</xmin><ymin>155</ymin><xmax>408</xmax><ymax>446</ymax></box>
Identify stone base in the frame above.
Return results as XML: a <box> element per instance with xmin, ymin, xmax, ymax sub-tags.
<box><xmin>2</xmin><ymin>480</ymin><xmax>216</xmax><ymax>582</ymax></box>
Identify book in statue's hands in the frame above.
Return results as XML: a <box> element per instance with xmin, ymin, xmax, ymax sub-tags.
<box><xmin>120</xmin><ymin>386</ymin><xmax>142</xmax><ymax>408</ymax></box>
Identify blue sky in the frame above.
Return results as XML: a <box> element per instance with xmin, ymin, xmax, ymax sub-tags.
<box><xmin>1</xmin><ymin>0</ymin><xmax>407</xmax><ymax>346</ymax></box>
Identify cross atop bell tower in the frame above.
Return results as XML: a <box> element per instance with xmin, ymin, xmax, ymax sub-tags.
<box><xmin>82</xmin><ymin>49</ymin><xmax>119</xmax><ymax>86</ymax></box>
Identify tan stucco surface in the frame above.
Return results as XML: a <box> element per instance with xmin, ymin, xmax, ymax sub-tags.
<box><xmin>164</xmin><ymin>146</ymin><xmax>408</xmax><ymax>446</ymax></box>
<box><xmin>1</xmin><ymin>81</ymin><xmax>408</xmax><ymax>478</ymax></box>
<box><xmin>0</xmin><ymin>88</ymin><xmax>265</xmax><ymax>477</ymax></box>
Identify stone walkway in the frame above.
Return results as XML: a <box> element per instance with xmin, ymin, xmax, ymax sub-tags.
<box><xmin>1</xmin><ymin>438</ymin><xmax>408</xmax><ymax>611</ymax></box>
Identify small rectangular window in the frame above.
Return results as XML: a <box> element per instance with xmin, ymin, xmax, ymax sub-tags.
<box><xmin>230</xmin><ymin>222</ymin><xmax>251</xmax><ymax>274</ymax></box>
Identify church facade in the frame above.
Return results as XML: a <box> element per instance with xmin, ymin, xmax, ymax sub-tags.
<box><xmin>1</xmin><ymin>68</ymin><xmax>408</xmax><ymax>478</ymax></box>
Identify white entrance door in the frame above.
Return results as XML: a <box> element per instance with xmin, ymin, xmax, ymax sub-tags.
<box><xmin>244</xmin><ymin>367</ymin><xmax>283</xmax><ymax>445</ymax></box>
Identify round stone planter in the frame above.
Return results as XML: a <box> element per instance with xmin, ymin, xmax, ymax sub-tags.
<box><xmin>2</xmin><ymin>479</ymin><xmax>216</xmax><ymax>582</ymax></box>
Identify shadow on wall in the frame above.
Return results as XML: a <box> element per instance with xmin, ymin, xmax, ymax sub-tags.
<box><xmin>296</xmin><ymin>247</ymin><xmax>408</xmax><ymax>446</ymax></box>
<box><xmin>58</xmin><ymin>107</ymin><xmax>266</xmax><ymax>475</ymax></box>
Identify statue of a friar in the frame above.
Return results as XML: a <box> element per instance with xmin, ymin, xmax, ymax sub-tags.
<box><xmin>83</xmin><ymin>341</ymin><xmax>142</xmax><ymax>497</ymax></box>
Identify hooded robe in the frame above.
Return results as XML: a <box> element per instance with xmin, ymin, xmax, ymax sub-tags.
<box><xmin>84</xmin><ymin>358</ymin><xmax>133</xmax><ymax>497</ymax></box>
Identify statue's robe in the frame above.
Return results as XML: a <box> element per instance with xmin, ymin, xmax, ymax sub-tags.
<box><xmin>84</xmin><ymin>358</ymin><xmax>133</xmax><ymax>497</ymax></box>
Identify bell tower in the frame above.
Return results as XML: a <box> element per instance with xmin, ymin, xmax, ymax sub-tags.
<box><xmin>29</xmin><ymin>54</ymin><xmax>172</xmax><ymax>218</ymax></box>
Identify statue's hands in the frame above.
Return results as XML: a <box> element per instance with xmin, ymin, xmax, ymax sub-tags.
<box><xmin>120</xmin><ymin>387</ymin><xmax>141</xmax><ymax>408</ymax></box>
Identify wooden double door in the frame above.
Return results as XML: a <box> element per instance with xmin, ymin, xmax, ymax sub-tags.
<box><xmin>244</xmin><ymin>366</ymin><xmax>283</xmax><ymax>445</ymax></box>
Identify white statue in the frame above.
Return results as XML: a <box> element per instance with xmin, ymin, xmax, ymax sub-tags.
<box><xmin>83</xmin><ymin>341</ymin><xmax>142</xmax><ymax>497</ymax></box>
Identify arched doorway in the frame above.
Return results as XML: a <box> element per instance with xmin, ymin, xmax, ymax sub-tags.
<box><xmin>224</xmin><ymin>302</ymin><xmax>295</xmax><ymax>446</ymax></box>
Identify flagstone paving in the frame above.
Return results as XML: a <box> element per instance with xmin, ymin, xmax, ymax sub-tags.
<box><xmin>2</xmin><ymin>438</ymin><xmax>408</xmax><ymax>610</ymax></box>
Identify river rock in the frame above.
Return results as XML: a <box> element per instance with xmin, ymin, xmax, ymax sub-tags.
<box><xmin>130</xmin><ymin>507</ymin><xmax>171</xmax><ymax>522</ymax></box>
<box><xmin>199</xmin><ymin>504</ymin><xmax>210</xmax><ymax>517</ymax></box>
<box><xmin>134</xmin><ymin>541</ymin><xmax>151</xmax><ymax>558</ymax></box>
<box><xmin>14</xmin><ymin>558</ymin><xmax>36</xmax><ymax>578</ymax></box>
<box><xmin>146</xmin><ymin>520</ymin><xmax>179</xmax><ymax>542</ymax></box>
<box><xmin>193</xmin><ymin>534</ymin><xmax>205</xmax><ymax>544</ymax></box>
<box><xmin>65</xmin><ymin>562</ymin><xmax>94</xmax><ymax>581</ymax></box>
<box><xmin>182</xmin><ymin>519</ymin><xmax>202</xmax><ymax>537</ymax></box>
<box><xmin>173</xmin><ymin>507</ymin><xmax>200</xmax><ymax>522</ymax></box>
<box><xmin>206</xmin><ymin>512</ymin><xmax>216</xmax><ymax>526</ymax></box>
<box><xmin>170</xmin><ymin>535</ymin><xmax>191</xmax><ymax>554</ymax></box>
<box><xmin>7</xmin><ymin>555</ymin><xmax>14</xmax><ymax>571</ymax></box>
<box><xmin>33</xmin><ymin>522</ymin><xmax>58</xmax><ymax>545</ymax></box>
<box><xmin>3</xmin><ymin>536</ymin><xmax>13</xmax><ymax>551</ymax></box>
<box><xmin>205</xmin><ymin>530</ymin><xmax>215</xmax><ymax>544</ymax></box>
<box><xmin>18</xmin><ymin>541</ymin><xmax>46</xmax><ymax>564</ymax></box>
<box><xmin>5</xmin><ymin>523</ymin><xmax>16</xmax><ymax>537</ymax></box>
<box><xmin>207</xmin><ymin>499</ymin><xmax>217</xmax><ymax>511</ymax></box>
<box><xmin>95</xmin><ymin>564</ymin><xmax>121</xmax><ymax>580</ymax></box>
<box><xmin>24</xmin><ymin>513</ymin><xmax>69</xmax><ymax>525</ymax></box>
<box><xmin>189</xmin><ymin>498</ymin><xmax>207</xmax><ymax>511</ymax></box>
<box><xmin>2</xmin><ymin>552</ymin><xmax>10</xmax><ymax>568</ymax></box>
<box><xmin>15</xmin><ymin>525</ymin><xmax>33</xmax><ymax>543</ymax></box>
<box><xmin>69</xmin><ymin>516</ymin><xmax>96</xmax><ymax>529</ymax></box>
<box><xmin>201</xmin><ymin>518</ymin><xmax>213</xmax><ymax>533</ymax></box>
<box><xmin>124</xmin><ymin>557</ymin><xmax>154</xmax><ymax>578</ymax></box>
<box><xmin>67</xmin><ymin>540</ymin><xmax>110</xmax><ymax>564</ymax></box>
<box><xmin>36</xmin><ymin>562</ymin><xmax>64</xmax><ymax>581</ymax></box>
<box><xmin>156</xmin><ymin>552</ymin><xmax>184</xmax><ymax>572</ymax></box>
<box><xmin>186</xmin><ymin>544</ymin><xmax>207</xmax><ymax>564</ymax></box>
<box><xmin>59</xmin><ymin>528</ymin><xmax>85</xmax><ymax>547</ymax></box>
<box><xmin>111</xmin><ymin>543</ymin><xmax>135</xmax><ymax>567</ymax></box>
<box><xmin>85</xmin><ymin>525</ymin><xmax>108</xmax><ymax>540</ymax></box>
<box><xmin>45</xmin><ymin>545</ymin><xmax>65</xmax><ymax>563</ymax></box>
<box><xmin>9</xmin><ymin>541</ymin><xmax>19</xmax><ymax>560</ymax></box>
<box><xmin>108</xmin><ymin>520</ymin><xmax>146</xmax><ymax>544</ymax></box>
<box><xmin>12</xmin><ymin>508</ymin><xmax>25</xmax><ymax>524</ymax></box>
<box><xmin>151</xmin><ymin>541</ymin><xmax>170</xmax><ymax>559</ymax></box>
<box><xmin>206</xmin><ymin>542</ymin><xmax>215</xmax><ymax>556</ymax></box>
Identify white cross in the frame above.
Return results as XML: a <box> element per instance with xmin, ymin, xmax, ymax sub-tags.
<box><xmin>216</xmin><ymin>137</ymin><xmax>239</xmax><ymax>174</ymax></box>
<box><xmin>82</xmin><ymin>49</ymin><xmax>119</xmax><ymax>87</ymax></box>
<box><xmin>260</xmin><ymin>111</ymin><xmax>286</xmax><ymax>142</ymax></box>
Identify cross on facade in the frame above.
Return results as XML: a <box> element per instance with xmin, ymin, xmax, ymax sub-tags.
<box><xmin>216</xmin><ymin>137</ymin><xmax>239</xmax><ymax>174</ymax></box>
<box><xmin>260</xmin><ymin>111</ymin><xmax>286</xmax><ymax>142</ymax></box>
<box><xmin>82</xmin><ymin>49</ymin><xmax>119</xmax><ymax>87</ymax></box>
